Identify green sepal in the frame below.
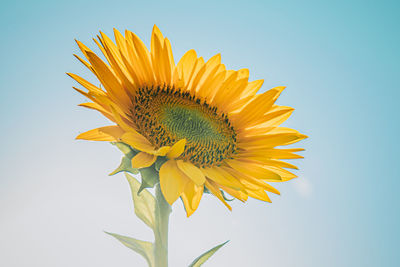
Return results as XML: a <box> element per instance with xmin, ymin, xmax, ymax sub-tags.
<box><xmin>154</xmin><ymin>156</ymin><xmax>168</xmax><ymax>171</ymax></box>
<box><xmin>109</xmin><ymin>142</ymin><xmax>139</xmax><ymax>175</ymax></box>
<box><xmin>111</xmin><ymin>142</ymin><xmax>138</xmax><ymax>155</ymax></box>
<box><xmin>109</xmin><ymin>155</ymin><xmax>139</xmax><ymax>175</ymax></box>
<box><xmin>188</xmin><ymin>240</ymin><xmax>229</xmax><ymax>267</ymax></box>
<box><xmin>105</xmin><ymin>231</ymin><xmax>154</xmax><ymax>267</ymax></box>
<box><xmin>126</xmin><ymin>173</ymin><xmax>156</xmax><ymax>229</ymax></box>
<box><xmin>138</xmin><ymin>167</ymin><xmax>159</xmax><ymax>194</ymax></box>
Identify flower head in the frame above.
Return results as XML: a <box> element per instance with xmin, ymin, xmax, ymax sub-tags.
<box><xmin>70</xmin><ymin>25</ymin><xmax>307</xmax><ymax>216</ymax></box>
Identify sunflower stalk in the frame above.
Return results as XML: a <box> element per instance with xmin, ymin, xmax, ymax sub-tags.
<box><xmin>110</xmin><ymin>145</ymin><xmax>172</xmax><ymax>266</ymax></box>
<box><xmin>153</xmin><ymin>183</ymin><xmax>171</xmax><ymax>267</ymax></box>
<box><xmin>110</xmin><ymin>170</ymin><xmax>227</xmax><ymax>267</ymax></box>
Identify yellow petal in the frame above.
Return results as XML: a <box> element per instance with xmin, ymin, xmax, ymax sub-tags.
<box><xmin>224</xmin><ymin>94</ymin><xmax>253</xmax><ymax>113</ymax></box>
<box><xmin>181</xmin><ymin>181</ymin><xmax>204</xmax><ymax>217</ymax></box>
<box><xmin>241</xmin><ymin>158</ymin><xmax>299</xmax><ymax>169</ymax></box>
<box><xmin>78</xmin><ymin>102</ymin><xmax>115</xmax><ymax>122</ymax></box>
<box><xmin>159</xmin><ymin>160</ymin><xmax>189</xmax><ymax>205</ymax></box>
<box><xmin>151</xmin><ymin>24</ymin><xmax>165</xmax><ymax>53</ymax></box>
<box><xmin>264</xmin><ymin>166</ymin><xmax>297</xmax><ymax>182</ymax></box>
<box><xmin>162</xmin><ymin>38</ymin><xmax>174</xmax><ymax>85</ymax></box>
<box><xmin>238</xmin><ymin>106</ymin><xmax>295</xmax><ymax>131</ymax></box>
<box><xmin>201</xmin><ymin>166</ymin><xmax>245</xmax><ymax>190</ymax></box>
<box><xmin>97</xmin><ymin>32</ymin><xmax>136</xmax><ymax>95</ymax></box>
<box><xmin>121</xmin><ymin>132</ymin><xmax>156</xmax><ymax>154</ymax></box>
<box><xmin>225</xmin><ymin>159</ymin><xmax>282</xmax><ymax>182</ymax></box>
<box><xmin>127</xmin><ymin>31</ymin><xmax>155</xmax><ymax>84</ymax></box>
<box><xmin>154</xmin><ymin>146</ymin><xmax>171</xmax><ymax>156</ymax></box>
<box><xmin>260</xmin><ymin>106</ymin><xmax>295</xmax><ymax>127</ymax></box>
<box><xmin>176</xmin><ymin>160</ymin><xmax>206</xmax><ymax>185</ymax></box>
<box><xmin>75</xmin><ymin>39</ymin><xmax>92</xmax><ymax>62</ymax></box>
<box><xmin>73</xmin><ymin>53</ymin><xmax>92</xmax><ymax>70</ymax></box>
<box><xmin>166</xmin><ymin>139</ymin><xmax>186</xmax><ymax>159</ymax></box>
<box><xmin>123</xmin><ymin>33</ymin><xmax>147</xmax><ymax>85</ymax></box>
<box><xmin>109</xmin><ymin>105</ymin><xmax>136</xmax><ymax>133</ymax></box>
<box><xmin>92</xmin><ymin>37</ymin><xmax>113</xmax><ymax>72</ymax></box>
<box><xmin>114</xmin><ymin>28</ymin><xmax>128</xmax><ymax>55</ymax></box>
<box><xmin>84</xmin><ymin>51</ymin><xmax>130</xmax><ymax>111</ymax></box>
<box><xmin>247</xmin><ymin>189</ymin><xmax>272</xmax><ymax>202</ymax></box>
<box><xmin>67</xmin><ymin>73</ymin><xmax>104</xmax><ymax>94</ymax></box>
<box><xmin>196</xmin><ymin>57</ymin><xmax>223</xmax><ymax>98</ymax></box>
<box><xmin>239</xmin><ymin>148</ymin><xmax>304</xmax><ymax>160</ymax></box>
<box><xmin>131</xmin><ymin>152</ymin><xmax>157</xmax><ymax>168</ymax></box>
<box><xmin>237</xmin><ymin>68</ymin><xmax>249</xmax><ymax>79</ymax></box>
<box><xmin>231</xmin><ymin>87</ymin><xmax>284</xmax><ymax>127</ymax></box>
<box><xmin>222</xmin><ymin>166</ymin><xmax>280</xmax><ymax>195</ymax></box>
<box><xmin>218</xmin><ymin>78</ymin><xmax>248</xmax><ymax>113</ymax></box>
<box><xmin>151</xmin><ymin>32</ymin><xmax>165</xmax><ymax>84</ymax></box>
<box><xmin>164</xmin><ymin>38</ymin><xmax>175</xmax><ymax>76</ymax></box>
<box><xmin>176</xmin><ymin>50</ymin><xmax>197</xmax><ymax>85</ymax></box>
<box><xmin>204</xmin><ymin>179</ymin><xmax>232</xmax><ymax>211</ymax></box>
<box><xmin>199</xmin><ymin>66</ymin><xmax>226</xmax><ymax>99</ymax></box>
<box><xmin>239</xmin><ymin>133</ymin><xmax>308</xmax><ymax>148</ymax></box>
<box><xmin>241</xmin><ymin>79</ymin><xmax>264</xmax><ymax>98</ymax></box>
<box><xmin>76</xmin><ymin>126</ymin><xmax>124</xmax><ymax>141</ymax></box>
<box><xmin>190</xmin><ymin>53</ymin><xmax>220</xmax><ymax>94</ymax></box>
<box><xmin>186</xmin><ymin>57</ymin><xmax>205</xmax><ymax>90</ymax></box>
<box><xmin>119</xmin><ymin>50</ymin><xmax>141</xmax><ymax>86</ymax></box>
<box><xmin>188</xmin><ymin>63</ymin><xmax>208</xmax><ymax>94</ymax></box>
<box><xmin>219</xmin><ymin>185</ymin><xmax>248</xmax><ymax>202</ymax></box>
<box><xmin>211</xmin><ymin>71</ymin><xmax>238</xmax><ymax>105</ymax></box>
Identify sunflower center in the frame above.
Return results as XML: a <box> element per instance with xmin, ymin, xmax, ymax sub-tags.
<box><xmin>160</xmin><ymin>106</ymin><xmax>224</xmax><ymax>142</ymax></box>
<box><xmin>130</xmin><ymin>86</ymin><xmax>237</xmax><ymax>167</ymax></box>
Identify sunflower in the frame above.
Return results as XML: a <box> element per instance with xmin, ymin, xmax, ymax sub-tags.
<box><xmin>69</xmin><ymin>25</ymin><xmax>307</xmax><ymax>216</ymax></box>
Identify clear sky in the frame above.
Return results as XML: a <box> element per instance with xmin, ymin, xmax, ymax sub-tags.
<box><xmin>0</xmin><ymin>0</ymin><xmax>399</xmax><ymax>266</ymax></box>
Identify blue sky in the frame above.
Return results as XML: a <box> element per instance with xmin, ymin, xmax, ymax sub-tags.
<box><xmin>0</xmin><ymin>0</ymin><xmax>399</xmax><ymax>266</ymax></box>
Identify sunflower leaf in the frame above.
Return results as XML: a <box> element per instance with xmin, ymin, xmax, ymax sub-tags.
<box><xmin>188</xmin><ymin>240</ymin><xmax>229</xmax><ymax>267</ymax></box>
<box><xmin>138</xmin><ymin>167</ymin><xmax>159</xmax><ymax>194</ymax></box>
<box><xmin>105</xmin><ymin>231</ymin><xmax>154</xmax><ymax>266</ymax></box>
<box><xmin>126</xmin><ymin>173</ymin><xmax>156</xmax><ymax>229</ymax></box>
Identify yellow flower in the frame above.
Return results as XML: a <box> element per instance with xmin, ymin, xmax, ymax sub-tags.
<box><xmin>69</xmin><ymin>25</ymin><xmax>307</xmax><ymax>217</ymax></box>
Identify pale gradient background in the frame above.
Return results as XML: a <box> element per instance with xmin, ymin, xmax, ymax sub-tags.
<box><xmin>1</xmin><ymin>0</ymin><xmax>399</xmax><ymax>266</ymax></box>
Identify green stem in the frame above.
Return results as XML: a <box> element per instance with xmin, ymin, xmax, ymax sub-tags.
<box><xmin>153</xmin><ymin>183</ymin><xmax>172</xmax><ymax>267</ymax></box>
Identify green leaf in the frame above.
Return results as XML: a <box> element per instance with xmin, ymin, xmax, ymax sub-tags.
<box><xmin>188</xmin><ymin>241</ymin><xmax>229</xmax><ymax>267</ymax></box>
<box><xmin>138</xmin><ymin>167</ymin><xmax>159</xmax><ymax>194</ymax></box>
<box><xmin>109</xmin><ymin>155</ymin><xmax>139</xmax><ymax>175</ymax></box>
<box><xmin>105</xmin><ymin>232</ymin><xmax>154</xmax><ymax>266</ymax></box>
<box><xmin>126</xmin><ymin>173</ymin><xmax>156</xmax><ymax>229</ymax></box>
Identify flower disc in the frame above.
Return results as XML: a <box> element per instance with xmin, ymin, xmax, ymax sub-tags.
<box><xmin>132</xmin><ymin>86</ymin><xmax>237</xmax><ymax>167</ymax></box>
